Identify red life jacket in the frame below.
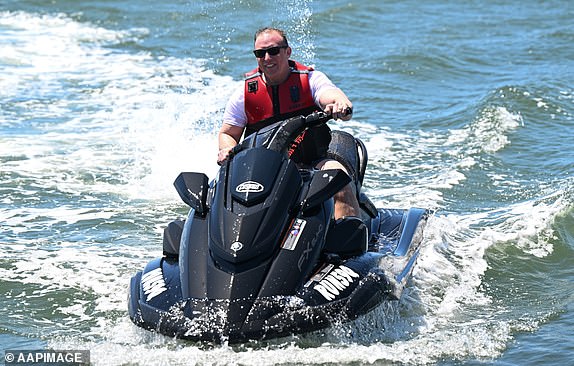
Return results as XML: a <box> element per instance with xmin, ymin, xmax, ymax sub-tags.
<box><xmin>243</xmin><ymin>60</ymin><xmax>330</xmax><ymax>164</ymax></box>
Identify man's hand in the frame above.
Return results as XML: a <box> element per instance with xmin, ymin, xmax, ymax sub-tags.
<box><xmin>217</xmin><ymin>147</ymin><xmax>233</xmax><ymax>165</ymax></box>
<box><xmin>217</xmin><ymin>124</ymin><xmax>244</xmax><ymax>165</ymax></box>
<box><xmin>324</xmin><ymin>101</ymin><xmax>353</xmax><ymax>121</ymax></box>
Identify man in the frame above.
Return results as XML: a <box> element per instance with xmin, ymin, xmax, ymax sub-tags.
<box><xmin>217</xmin><ymin>27</ymin><xmax>360</xmax><ymax>220</ymax></box>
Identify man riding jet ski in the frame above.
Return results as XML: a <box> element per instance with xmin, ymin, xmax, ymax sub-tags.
<box><xmin>127</xmin><ymin>111</ymin><xmax>430</xmax><ymax>343</ymax></box>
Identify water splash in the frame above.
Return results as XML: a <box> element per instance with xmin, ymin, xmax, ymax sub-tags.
<box><xmin>0</xmin><ymin>11</ymin><xmax>234</xmax><ymax>202</ymax></box>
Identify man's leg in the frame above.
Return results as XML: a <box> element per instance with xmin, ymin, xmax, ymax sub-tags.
<box><xmin>315</xmin><ymin>159</ymin><xmax>360</xmax><ymax>219</ymax></box>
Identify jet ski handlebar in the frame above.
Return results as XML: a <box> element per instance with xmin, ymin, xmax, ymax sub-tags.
<box><xmin>304</xmin><ymin>110</ymin><xmax>331</xmax><ymax>127</ymax></box>
<box><xmin>305</xmin><ymin>107</ymin><xmax>353</xmax><ymax>127</ymax></box>
<box><xmin>228</xmin><ymin>108</ymin><xmax>352</xmax><ymax>158</ymax></box>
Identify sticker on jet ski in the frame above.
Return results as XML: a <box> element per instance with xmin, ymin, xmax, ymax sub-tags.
<box><xmin>313</xmin><ymin>265</ymin><xmax>359</xmax><ymax>301</ymax></box>
<box><xmin>141</xmin><ymin>267</ymin><xmax>167</xmax><ymax>302</ymax></box>
<box><xmin>282</xmin><ymin>219</ymin><xmax>306</xmax><ymax>251</ymax></box>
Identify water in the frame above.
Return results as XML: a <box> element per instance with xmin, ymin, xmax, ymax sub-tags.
<box><xmin>1</xmin><ymin>0</ymin><xmax>572</xmax><ymax>365</ymax></box>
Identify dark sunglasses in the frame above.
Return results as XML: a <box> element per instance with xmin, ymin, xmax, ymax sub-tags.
<box><xmin>253</xmin><ymin>45</ymin><xmax>288</xmax><ymax>58</ymax></box>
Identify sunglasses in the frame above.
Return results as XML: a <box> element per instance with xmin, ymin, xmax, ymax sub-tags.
<box><xmin>253</xmin><ymin>45</ymin><xmax>288</xmax><ymax>58</ymax></box>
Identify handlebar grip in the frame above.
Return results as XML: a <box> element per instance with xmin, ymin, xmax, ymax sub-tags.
<box><xmin>229</xmin><ymin>144</ymin><xmax>243</xmax><ymax>157</ymax></box>
<box><xmin>304</xmin><ymin>111</ymin><xmax>331</xmax><ymax>127</ymax></box>
<box><xmin>304</xmin><ymin>107</ymin><xmax>353</xmax><ymax>127</ymax></box>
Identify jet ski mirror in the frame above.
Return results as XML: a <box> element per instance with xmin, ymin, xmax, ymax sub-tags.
<box><xmin>173</xmin><ymin>172</ymin><xmax>209</xmax><ymax>215</ymax></box>
<box><xmin>301</xmin><ymin>169</ymin><xmax>352</xmax><ymax>215</ymax></box>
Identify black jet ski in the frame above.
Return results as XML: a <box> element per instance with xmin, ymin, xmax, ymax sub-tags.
<box><xmin>128</xmin><ymin>111</ymin><xmax>431</xmax><ymax>343</ymax></box>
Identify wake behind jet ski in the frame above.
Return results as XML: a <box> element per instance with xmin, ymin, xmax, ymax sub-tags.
<box><xmin>128</xmin><ymin>111</ymin><xmax>431</xmax><ymax>343</ymax></box>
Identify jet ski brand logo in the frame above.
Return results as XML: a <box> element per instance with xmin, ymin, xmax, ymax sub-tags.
<box><xmin>314</xmin><ymin>265</ymin><xmax>360</xmax><ymax>301</ymax></box>
<box><xmin>230</xmin><ymin>241</ymin><xmax>243</xmax><ymax>252</ymax></box>
<box><xmin>141</xmin><ymin>267</ymin><xmax>167</xmax><ymax>302</ymax></box>
<box><xmin>236</xmin><ymin>181</ymin><xmax>264</xmax><ymax>193</ymax></box>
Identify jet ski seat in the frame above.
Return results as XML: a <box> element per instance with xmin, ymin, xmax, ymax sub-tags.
<box><xmin>327</xmin><ymin>131</ymin><xmax>378</xmax><ymax>219</ymax></box>
<box><xmin>327</xmin><ymin>130</ymin><xmax>367</xmax><ymax>193</ymax></box>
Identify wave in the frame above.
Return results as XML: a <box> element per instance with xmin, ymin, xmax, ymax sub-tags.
<box><xmin>1</xmin><ymin>11</ymin><xmax>236</xmax><ymax>203</ymax></box>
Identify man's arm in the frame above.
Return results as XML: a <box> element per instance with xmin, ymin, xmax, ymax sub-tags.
<box><xmin>217</xmin><ymin>124</ymin><xmax>244</xmax><ymax>164</ymax></box>
<box><xmin>310</xmin><ymin>71</ymin><xmax>353</xmax><ymax>121</ymax></box>
<box><xmin>318</xmin><ymin>88</ymin><xmax>353</xmax><ymax>121</ymax></box>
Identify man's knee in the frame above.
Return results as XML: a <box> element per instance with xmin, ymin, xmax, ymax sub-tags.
<box><xmin>316</xmin><ymin>158</ymin><xmax>348</xmax><ymax>174</ymax></box>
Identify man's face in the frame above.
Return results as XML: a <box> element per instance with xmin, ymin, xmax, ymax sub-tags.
<box><xmin>254</xmin><ymin>31</ymin><xmax>291</xmax><ymax>85</ymax></box>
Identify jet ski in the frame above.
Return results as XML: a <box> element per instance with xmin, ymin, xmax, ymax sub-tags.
<box><xmin>127</xmin><ymin>111</ymin><xmax>431</xmax><ymax>343</ymax></box>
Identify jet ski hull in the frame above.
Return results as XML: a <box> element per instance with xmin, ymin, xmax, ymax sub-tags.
<box><xmin>128</xmin><ymin>208</ymin><xmax>429</xmax><ymax>343</ymax></box>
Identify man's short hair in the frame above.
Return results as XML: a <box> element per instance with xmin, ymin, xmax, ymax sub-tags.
<box><xmin>254</xmin><ymin>27</ymin><xmax>289</xmax><ymax>46</ymax></box>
